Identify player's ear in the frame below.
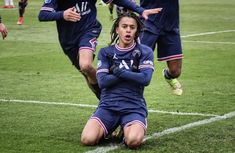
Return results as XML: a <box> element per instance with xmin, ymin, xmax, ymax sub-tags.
<box><xmin>115</xmin><ymin>27</ymin><xmax>119</xmax><ymax>35</ymax></box>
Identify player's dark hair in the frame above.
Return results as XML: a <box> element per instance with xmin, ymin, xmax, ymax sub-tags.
<box><xmin>109</xmin><ymin>12</ymin><xmax>143</xmax><ymax>45</ymax></box>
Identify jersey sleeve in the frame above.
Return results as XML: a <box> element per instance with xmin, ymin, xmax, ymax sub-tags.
<box><xmin>139</xmin><ymin>45</ymin><xmax>154</xmax><ymax>71</ymax></box>
<box><xmin>38</xmin><ymin>0</ymin><xmax>64</xmax><ymax>21</ymax></box>
<box><xmin>96</xmin><ymin>48</ymin><xmax>121</xmax><ymax>89</ymax></box>
<box><xmin>103</xmin><ymin>0</ymin><xmax>144</xmax><ymax>15</ymax></box>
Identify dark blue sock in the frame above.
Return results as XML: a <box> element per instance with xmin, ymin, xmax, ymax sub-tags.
<box><xmin>163</xmin><ymin>69</ymin><xmax>174</xmax><ymax>79</ymax></box>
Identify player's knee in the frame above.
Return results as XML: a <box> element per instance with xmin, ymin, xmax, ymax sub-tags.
<box><xmin>80</xmin><ymin>63</ymin><xmax>94</xmax><ymax>75</ymax></box>
<box><xmin>81</xmin><ymin>134</ymin><xmax>97</xmax><ymax>146</ymax></box>
<box><xmin>170</xmin><ymin>68</ymin><xmax>181</xmax><ymax>78</ymax></box>
<box><xmin>125</xmin><ymin>133</ymin><xmax>143</xmax><ymax>149</ymax></box>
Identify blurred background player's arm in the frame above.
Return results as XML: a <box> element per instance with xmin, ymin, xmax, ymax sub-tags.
<box><xmin>0</xmin><ymin>16</ymin><xmax>8</xmax><ymax>39</ymax></box>
<box><xmin>38</xmin><ymin>5</ymin><xmax>80</xmax><ymax>22</ymax></box>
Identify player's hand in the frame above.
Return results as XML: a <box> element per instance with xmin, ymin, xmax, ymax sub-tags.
<box><xmin>131</xmin><ymin>49</ymin><xmax>141</xmax><ymax>72</ymax></box>
<box><xmin>0</xmin><ymin>23</ymin><xmax>8</xmax><ymax>40</ymax></box>
<box><xmin>107</xmin><ymin>55</ymin><xmax>115</xmax><ymax>74</ymax></box>
<box><xmin>112</xmin><ymin>65</ymin><xmax>124</xmax><ymax>76</ymax></box>
<box><xmin>63</xmin><ymin>7</ymin><xmax>81</xmax><ymax>22</ymax></box>
<box><xmin>142</xmin><ymin>8</ymin><xmax>162</xmax><ymax>20</ymax></box>
<box><xmin>110</xmin><ymin>64</ymin><xmax>119</xmax><ymax>74</ymax></box>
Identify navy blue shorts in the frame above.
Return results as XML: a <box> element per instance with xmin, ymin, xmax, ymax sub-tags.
<box><xmin>90</xmin><ymin>107</ymin><xmax>147</xmax><ymax>137</ymax></box>
<box><xmin>65</xmin><ymin>27</ymin><xmax>101</xmax><ymax>70</ymax></box>
<box><xmin>140</xmin><ymin>29</ymin><xmax>183</xmax><ymax>61</ymax></box>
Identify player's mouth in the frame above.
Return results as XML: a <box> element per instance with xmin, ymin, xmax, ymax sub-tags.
<box><xmin>124</xmin><ymin>34</ymin><xmax>132</xmax><ymax>41</ymax></box>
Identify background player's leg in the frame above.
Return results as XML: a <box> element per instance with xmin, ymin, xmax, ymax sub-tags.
<box><xmin>163</xmin><ymin>59</ymin><xmax>182</xmax><ymax>95</ymax></box>
<box><xmin>108</xmin><ymin>3</ymin><xmax>114</xmax><ymax>21</ymax></box>
<box><xmin>3</xmin><ymin>0</ymin><xmax>9</xmax><ymax>8</ymax></box>
<box><xmin>17</xmin><ymin>0</ymin><xmax>27</xmax><ymax>25</ymax></box>
<box><xmin>79</xmin><ymin>49</ymin><xmax>100</xmax><ymax>99</ymax></box>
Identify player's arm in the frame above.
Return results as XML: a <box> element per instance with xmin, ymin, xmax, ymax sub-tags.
<box><xmin>97</xmin><ymin>72</ymin><xmax>121</xmax><ymax>89</ymax></box>
<box><xmin>0</xmin><ymin>16</ymin><xmax>8</xmax><ymax>40</ymax></box>
<box><xmin>38</xmin><ymin>1</ymin><xmax>80</xmax><ymax>22</ymax></box>
<box><xmin>103</xmin><ymin>0</ymin><xmax>162</xmax><ymax>20</ymax></box>
<box><xmin>96</xmin><ymin>49</ymin><xmax>122</xmax><ymax>89</ymax></box>
<box><xmin>113</xmin><ymin>47</ymin><xmax>154</xmax><ymax>86</ymax></box>
<box><xmin>113</xmin><ymin>68</ymin><xmax>153</xmax><ymax>86</ymax></box>
<box><xmin>38</xmin><ymin>4</ymin><xmax>63</xmax><ymax>21</ymax></box>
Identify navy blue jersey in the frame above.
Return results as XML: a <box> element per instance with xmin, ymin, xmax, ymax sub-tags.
<box><xmin>96</xmin><ymin>43</ymin><xmax>154</xmax><ymax>115</ymax></box>
<box><xmin>38</xmin><ymin>0</ymin><xmax>144</xmax><ymax>51</ymax></box>
<box><xmin>140</xmin><ymin>0</ymin><xmax>179</xmax><ymax>33</ymax></box>
<box><xmin>38</xmin><ymin>0</ymin><xmax>101</xmax><ymax>51</ymax></box>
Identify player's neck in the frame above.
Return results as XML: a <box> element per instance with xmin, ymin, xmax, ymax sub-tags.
<box><xmin>117</xmin><ymin>41</ymin><xmax>135</xmax><ymax>48</ymax></box>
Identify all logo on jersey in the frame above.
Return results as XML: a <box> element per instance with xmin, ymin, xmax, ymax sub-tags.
<box><xmin>119</xmin><ymin>60</ymin><xmax>130</xmax><ymax>69</ymax></box>
<box><xmin>75</xmin><ymin>2</ymin><xmax>91</xmax><ymax>15</ymax></box>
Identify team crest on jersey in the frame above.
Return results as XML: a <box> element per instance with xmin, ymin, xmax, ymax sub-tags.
<box><xmin>44</xmin><ymin>0</ymin><xmax>51</xmax><ymax>3</ymax></box>
<box><xmin>132</xmin><ymin>49</ymin><xmax>141</xmax><ymax>58</ymax></box>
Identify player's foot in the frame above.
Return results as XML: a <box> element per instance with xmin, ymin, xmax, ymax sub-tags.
<box><xmin>17</xmin><ymin>17</ymin><xmax>23</xmax><ymax>25</ymax></box>
<box><xmin>112</xmin><ymin>126</ymin><xmax>124</xmax><ymax>142</ymax></box>
<box><xmin>9</xmin><ymin>5</ymin><xmax>15</xmax><ymax>8</ymax></box>
<box><xmin>163</xmin><ymin>69</ymin><xmax>183</xmax><ymax>96</ymax></box>
<box><xmin>3</xmin><ymin>5</ymin><xmax>10</xmax><ymax>8</ymax></box>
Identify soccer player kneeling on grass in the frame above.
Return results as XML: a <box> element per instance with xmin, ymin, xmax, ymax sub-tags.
<box><xmin>81</xmin><ymin>13</ymin><xmax>155</xmax><ymax>149</ymax></box>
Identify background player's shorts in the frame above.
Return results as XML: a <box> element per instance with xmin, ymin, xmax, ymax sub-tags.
<box><xmin>64</xmin><ymin>26</ymin><xmax>101</xmax><ymax>70</ymax></box>
<box><xmin>90</xmin><ymin>107</ymin><xmax>147</xmax><ymax>137</ymax></box>
<box><xmin>140</xmin><ymin>29</ymin><xmax>183</xmax><ymax>61</ymax></box>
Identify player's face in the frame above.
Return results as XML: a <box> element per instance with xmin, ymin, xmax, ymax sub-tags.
<box><xmin>116</xmin><ymin>17</ymin><xmax>137</xmax><ymax>48</ymax></box>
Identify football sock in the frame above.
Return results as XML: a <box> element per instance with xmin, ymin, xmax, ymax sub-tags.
<box><xmin>4</xmin><ymin>0</ymin><xmax>9</xmax><ymax>5</ymax></box>
<box><xmin>91</xmin><ymin>83</ymin><xmax>101</xmax><ymax>100</ymax></box>
<box><xmin>10</xmin><ymin>0</ymin><xmax>14</xmax><ymax>5</ymax></box>
<box><xmin>164</xmin><ymin>69</ymin><xmax>174</xmax><ymax>79</ymax></box>
<box><xmin>19</xmin><ymin>1</ymin><xmax>27</xmax><ymax>17</ymax></box>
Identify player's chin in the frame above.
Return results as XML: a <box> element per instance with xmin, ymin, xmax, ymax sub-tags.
<box><xmin>124</xmin><ymin>37</ymin><xmax>133</xmax><ymax>44</ymax></box>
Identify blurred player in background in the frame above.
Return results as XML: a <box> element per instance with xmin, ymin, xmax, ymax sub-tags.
<box><xmin>139</xmin><ymin>0</ymin><xmax>183</xmax><ymax>96</ymax></box>
<box><xmin>81</xmin><ymin>13</ymin><xmax>154</xmax><ymax>149</ymax></box>
<box><xmin>38</xmin><ymin>0</ymin><xmax>161</xmax><ymax>99</ymax></box>
<box><xmin>3</xmin><ymin>0</ymin><xmax>15</xmax><ymax>8</ymax></box>
<box><xmin>0</xmin><ymin>15</ymin><xmax>8</xmax><ymax>39</ymax></box>
<box><xmin>17</xmin><ymin>0</ymin><xmax>27</xmax><ymax>25</ymax></box>
<box><xmin>108</xmin><ymin>0</ymin><xmax>136</xmax><ymax>20</ymax></box>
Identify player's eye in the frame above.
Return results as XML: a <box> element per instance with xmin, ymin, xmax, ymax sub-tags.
<box><xmin>130</xmin><ymin>25</ymin><xmax>136</xmax><ymax>30</ymax></box>
<box><xmin>121</xmin><ymin>25</ymin><xmax>128</xmax><ymax>28</ymax></box>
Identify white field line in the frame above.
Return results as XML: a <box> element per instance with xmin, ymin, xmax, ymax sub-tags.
<box><xmin>183</xmin><ymin>40</ymin><xmax>235</xmax><ymax>45</ymax></box>
<box><xmin>0</xmin><ymin>99</ymin><xmax>219</xmax><ymax>117</ymax></box>
<box><xmin>85</xmin><ymin>111</ymin><xmax>235</xmax><ymax>153</ymax></box>
<box><xmin>148</xmin><ymin>109</ymin><xmax>219</xmax><ymax>117</ymax></box>
<box><xmin>181</xmin><ymin>30</ymin><xmax>235</xmax><ymax>38</ymax></box>
<box><xmin>0</xmin><ymin>99</ymin><xmax>97</xmax><ymax>108</ymax></box>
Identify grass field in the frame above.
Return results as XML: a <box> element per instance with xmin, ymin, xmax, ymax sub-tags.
<box><xmin>0</xmin><ymin>0</ymin><xmax>235</xmax><ymax>152</ymax></box>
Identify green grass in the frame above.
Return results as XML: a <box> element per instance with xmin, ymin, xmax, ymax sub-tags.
<box><xmin>0</xmin><ymin>0</ymin><xmax>235</xmax><ymax>152</ymax></box>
